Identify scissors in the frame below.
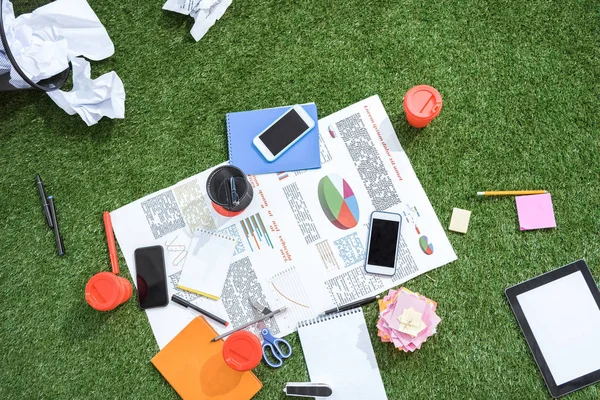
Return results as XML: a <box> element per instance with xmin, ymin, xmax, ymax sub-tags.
<box><xmin>251</xmin><ymin>299</ymin><xmax>292</xmax><ymax>368</ymax></box>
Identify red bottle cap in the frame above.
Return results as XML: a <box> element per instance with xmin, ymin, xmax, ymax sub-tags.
<box><xmin>85</xmin><ymin>272</ymin><xmax>123</xmax><ymax>311</ymax></box>
<box><xmin>222</xmin><ymin>331</ymin><xmax>262</xmax><ymax>371</ymax></box>
<box><xmin>403</xmin><ymin>85</ymin><xmax>442</xmax><ymax>127</ymax></box>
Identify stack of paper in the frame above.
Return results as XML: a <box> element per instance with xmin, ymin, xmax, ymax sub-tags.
<box><xmin>376</xmin><ymin>287</ymin><xmax>440</xmax><ymax>352</ymax></box>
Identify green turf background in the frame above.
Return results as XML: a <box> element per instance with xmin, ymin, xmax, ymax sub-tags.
<box><xmin>1</xmin><ymin>0</ymin><xmax>599</xmax><ymax>398</ymax></box>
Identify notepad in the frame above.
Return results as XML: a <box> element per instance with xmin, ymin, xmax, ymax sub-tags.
<box><xmin>506</xmin><ymin>260</ymin><xmax>600</xmax><ymax>398</ymax></box>
<box><xmin>177</xmin><ymin>229</ymin><xmax>237</xmax><ymax>300</ymax></box>
<box><xmin>515</xmin><ymin>193</ymin><xmax>556</xmax><ymax>231</ymax></box>
<box><xmin>226</xmin><ymin>104</ymin><xmax>320</xmax><ymax>175</ymax></box>
<box><xmin>151</xmin><ymin>317</ymin><xmax>262</xmax><ymax>400</ymax></box>
<box><xmin>297</xmin><ymin>308</ymin><xmax>387</xmax><ymax>400</ymax></box>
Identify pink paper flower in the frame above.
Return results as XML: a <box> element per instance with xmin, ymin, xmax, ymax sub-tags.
<box><xmin>376</xmin><ymin>287</ymin><xmax>440</xmax><ymax>352</ymax></box>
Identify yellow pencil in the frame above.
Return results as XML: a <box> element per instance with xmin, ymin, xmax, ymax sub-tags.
<box><xmin>477</xmin><ymin>190</ymin><xmax>548</xmax><ymax>196</ymax></box>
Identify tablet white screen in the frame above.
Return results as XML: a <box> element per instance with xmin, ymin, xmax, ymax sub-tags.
<box><xmin>517</xmin><ymin>271</ymin><xmax>600</xmax><ymax>385</ymax></box>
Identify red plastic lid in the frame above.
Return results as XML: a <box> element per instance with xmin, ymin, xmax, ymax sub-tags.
<box><xmin>85</xmin><ymin>272</ymin><xmax>122</xmax><ymax>311</ymax></box>
<box><xmin>211</xmin><ymin>202</ymin><xmax>244</xmax><ymax>217</ymax></box>
<box><xmin>404</xmin><ymin>85</ymin><xmax>442</xmax><ymax>119</ymax></box>
<box><xmin>222</xmin><ymin>331</ymin><xmax>262</xmax><ymax>371</ymax></box>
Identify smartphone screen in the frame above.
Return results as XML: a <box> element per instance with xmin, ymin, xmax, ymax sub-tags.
<box><xmin>367</xmin><ymin>219</ymin><xmax>401</xmax><ymax>268</ymax></box>
<box><xmin>258</xmin><ymin>109</ymin><xmax>310</xmax><ymax>156</ymax></box>
<box><xmin>134</xmin><ymin>245</ymin><xmax>168</xmax><ymax>309</ymax></box>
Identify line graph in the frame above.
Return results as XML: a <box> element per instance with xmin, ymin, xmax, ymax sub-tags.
<box><xmin>268</xmin><ymin>267</ymin><xmax>314</xmax><ymax>323</ymax></box>
<box><xmin>271</xmin><ymin>282</ymin><xmax>310</xmax><ymax>308</ymax></box>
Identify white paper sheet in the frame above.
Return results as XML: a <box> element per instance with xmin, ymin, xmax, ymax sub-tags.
<box><xmin>162</xmin><ymin>0</ymin><xmax>232</xmax><ymax>42</ymax></box>
<box><xmin>47</xmin><ymin>57</ymin><xmax>125</xmax><ymax>126</ymax></box>
<box><xmin>162</xmin><ymin>0</ymin><xmax>200</xmax><ymax>15</ymax></box>
<box><xmin>111</xmin><ymin>96</ymin><xmax>457</xmax><ymax>349</ymax></box>
<box><xmin>517</xmin><ymin>271</ymin><xmax>600</xmax><ymax>386</ymax></box>
<box><xmin>1</xmin><ymin>0</ymin><xmax>15</xmax><ymax>27</ymax></box>
<box><xmin>190</xmin><ymin>0</ymin><xmax>232</xmax><ymax>41</ymax></box>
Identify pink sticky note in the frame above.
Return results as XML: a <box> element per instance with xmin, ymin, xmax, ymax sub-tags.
<box><xmin>516</xmin><ymin>193</ymin><xmax>556</xmax><ymax>231</ymax></box>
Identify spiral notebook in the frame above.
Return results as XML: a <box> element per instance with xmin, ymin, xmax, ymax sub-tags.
<box><xmin>177</xmin><ymin>229</ymin><xmax>238</xmax><ymax>300</ymax></box>
<box><xmin>297</xmin><ymin>308</ymin><xmax>387</xmax><ymax>400</ymax></box>
<box><xmin>226</xmin><ymin>103</ymin><xmax>320</xmax><ymax>175</ymax></box>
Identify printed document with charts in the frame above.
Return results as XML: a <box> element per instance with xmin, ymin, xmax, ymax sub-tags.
<box><xmin>111</xmin><ymin>95</ymin><xmax>457</xmax><ymax>349</ymax></box>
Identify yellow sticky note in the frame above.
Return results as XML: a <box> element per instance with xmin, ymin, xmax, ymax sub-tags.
<box><xmin>449</xmin><ymin>208</ymin><xmax>471</xmax><ymax>233</ymax></box>
<box><xmin>397</xmin><ymin>307</ymin><xmax>426</xmax><ymax>337</ymax></box>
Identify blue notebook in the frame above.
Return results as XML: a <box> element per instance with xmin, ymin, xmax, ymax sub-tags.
<box><xmin>226</xmin><ymin>103</ymin><xmax>320</xmax><ymax>175</ymax></box>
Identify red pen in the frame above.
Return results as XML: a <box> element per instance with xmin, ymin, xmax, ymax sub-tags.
<box><xmin>103</xmin><ymin>211</ymin><xmax>119</xmax><ymax>274</ymax></box>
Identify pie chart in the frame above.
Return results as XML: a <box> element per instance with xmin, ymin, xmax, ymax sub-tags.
<box><xmin>317</xmin><ymin>174</ymin><xmax>360</xmax><ymax>230</ymax></box>
<box><xmin>419</xmin><ymin>236</ymin><xmax>434</xmax><ymax>255</ymax></box>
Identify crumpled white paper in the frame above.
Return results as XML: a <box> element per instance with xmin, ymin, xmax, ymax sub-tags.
<box><xmin>5</xmin><ymin>0</ymin><xmax>114</xmax><ymax>86</ymax></box>
<box><xmin>162</xmin><ymin>0</ymin><xmax>232</xmax><ymax>42</ymax></box>
<box><xmin>47</xmin><ymin>57</ymin><xmax>125</xmax><ymax>126</ymax></box>
<box><xmin>2</xmin><ymin>0</ymin><xmax>123</xmax><ymax>125</ymax></box>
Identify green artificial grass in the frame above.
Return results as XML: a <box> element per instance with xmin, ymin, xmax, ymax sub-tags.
<box><xmin>1</xmin><ymin>0</ymin><xmax>599</xmax><ymax>398</ymax></box>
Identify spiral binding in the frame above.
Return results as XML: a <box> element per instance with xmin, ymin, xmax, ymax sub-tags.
<box><xmin>193</xmin><ymin>228</ymin><xmax>237</xmax><ymax>242</ymax></box>
<box><xmin>297</xmin><ymin>307</ymin><xmax>362</xmax><ymax>328</ymax></box>
<box><xmin>226</xmin><ymin>114</ymin><xmax>234</xmax><ymax>163</ymax></box>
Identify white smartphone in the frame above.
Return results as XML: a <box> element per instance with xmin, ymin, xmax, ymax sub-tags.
<box><xmin>252</xmin><ymin>105</ymin><xmax>315</xmax><ymax>162</ymax></box>
<box><xmin>364</xmin><ymin>211</ymin><xmax>402</xmax><ymax>276</ymax></box>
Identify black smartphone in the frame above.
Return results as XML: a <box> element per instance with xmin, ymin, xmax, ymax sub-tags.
<box><xmin>134</xmin><ymin>245</ymin><xmax>169</xmax><ymax>309</ymax></box>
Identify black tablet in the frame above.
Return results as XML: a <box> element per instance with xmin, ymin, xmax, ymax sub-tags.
<box><xmin>506</xmin><ymin>260</ymin><xmax>600</xmax><ymax>398</ymax></box>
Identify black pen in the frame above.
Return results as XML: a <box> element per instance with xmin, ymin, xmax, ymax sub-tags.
<box><xmin>47</xmin><ymin>196</ymin><xmax>65</xmax><ymax>256</ymax></box>
<box><xmin>35</xmin><ymin>174</ymin><xmax>53</xmax><ymax>228</ymax></box>
<box><xmin>319</xmin><ymin>295</ymin><xmax>380</xmax><ymax>316</ymax></box>
<box><xmin>229</xmin><ymin>177</ymin><xmax>240</xmax><ymax>207</ymax></box>
<box><xmin>171</xmin><ymin>294</ymin><xmax>229</xmax><ymax>326</ymax></box>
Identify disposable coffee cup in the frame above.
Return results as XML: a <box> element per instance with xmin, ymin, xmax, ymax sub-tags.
<box><xmin>222</xmin><ymin>331</ymin><xmax>262</xmax><ymax>371</ymax></box>
<box><xmin>85</xmin><ymin>272</ymin><xmax>132</xmax><ymax>311</ymax></box>
<box><xmin>206</xmin><ymin>165</ymin><xmax>253</xmax><ymax>217</ymax></box>
<box><xmin>403</xmin><ymin>85</ymin><xmax>443</xmax><ymax>128</ymax></box>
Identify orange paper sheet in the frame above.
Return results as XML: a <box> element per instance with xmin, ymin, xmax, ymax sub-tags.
<box><xmin>151</xmin><ymin>317</ymin><xmax>262</xmax><ymax>400</ymax></box>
